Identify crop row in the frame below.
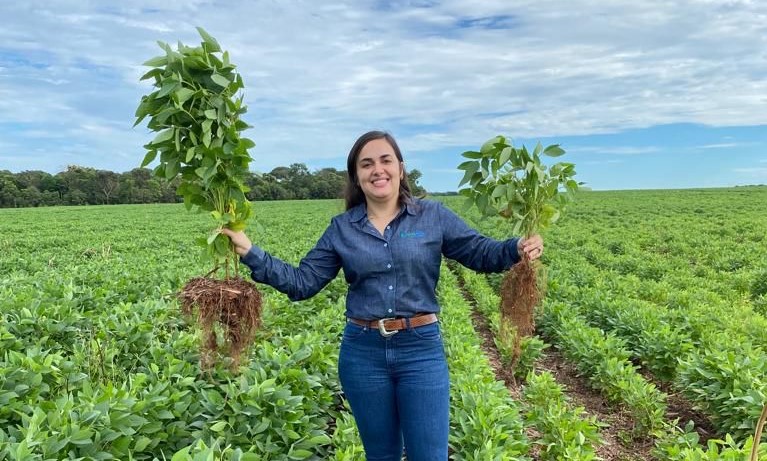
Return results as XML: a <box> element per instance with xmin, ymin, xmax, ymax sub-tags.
<box><xmin>436</xmin><ymin>266</ymin><xmax>531</xmax><ymax>459</ymax></box>
<box><xmin>549</xmin><ymin>257</ymin><xmax>767</xmax><ymax>443</ymax></box>
<box><xmin>455</xmin><ymin>265</ymin><xmax>602</xmax><ymax>459</ymax></box>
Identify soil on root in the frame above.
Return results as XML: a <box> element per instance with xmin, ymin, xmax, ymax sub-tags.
<box><xmin>179</xmin><ymin>276</ymin><xmax>262</xmax><ymax>370</ymax></box>
<box><xmin>500</xmin><ymin>258</ymin><xmax>542</xmax><ymax>362</ymax></box>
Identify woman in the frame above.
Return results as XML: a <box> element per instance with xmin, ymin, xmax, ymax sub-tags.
<box><xmin>222</xmin><ymin>130</ymin><xmax>543</xmax><ymax>460</ymax></box>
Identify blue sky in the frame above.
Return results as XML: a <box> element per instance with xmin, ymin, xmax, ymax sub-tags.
<box><xmin>0</xmin><ymin>1</ymin><xmax>765</xmax><ymax>192</ymax></box>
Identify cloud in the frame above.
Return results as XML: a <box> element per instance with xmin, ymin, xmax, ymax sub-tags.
<box><xmin>0</xmin><ymin>0</ymin><xmax>766</xmax><ymax>179</ymax></box>
<box><xmin>696</xmin><ymin>142</ymin><xmax>747</xmax><ymax>149</ymax></box>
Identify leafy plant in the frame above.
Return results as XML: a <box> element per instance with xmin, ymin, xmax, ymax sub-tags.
<box><xmin>135</xmin><ymin>28</ymin><xmax>261</xmax><ymax>371</ymax></box>
<box><xmin>751</xmin><ymin>269</ymin><xmax>767</xmax><ymax>301</ymax></box>
<box><xmin>457</xmin><ymin>135</ymin><xmax>580</xmax><ymax>366</ymax></box>
<box><xmin>135</xmin><ymin>27</ymin><xmax>254</xmax><ymax>275</ymax></box>
<box><xmin>523</xmin><ymin>371</ymin><xmax>602</xmax><ymax>460</ymax></box>
<box><xmin>457</xmin><ymin>136</ymin><xmax>580</xmax><ymax>237</ymax></box>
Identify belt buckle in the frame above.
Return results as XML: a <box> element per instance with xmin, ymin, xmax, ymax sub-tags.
<box><xmin>378</xmin><ymin>318</ymin><xmax>398</xmax><ymax>337</ymax></box>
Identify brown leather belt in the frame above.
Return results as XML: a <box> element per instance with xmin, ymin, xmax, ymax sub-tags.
<box><xmin>348</xmin><ymin>313</ymin><xmax>438</xmax><ymax>337</ymax></box>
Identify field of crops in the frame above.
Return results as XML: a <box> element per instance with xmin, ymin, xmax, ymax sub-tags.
<box><xmin>1</xmin><ymin>187</ymin><xmax>766</xmax><ymax>460</ymax></box>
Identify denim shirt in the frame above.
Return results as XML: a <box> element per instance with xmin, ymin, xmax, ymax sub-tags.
<box><xmin>241</xmin><ymin>198</ymin><xmax>521</xmax><ymax>320</ymax></box>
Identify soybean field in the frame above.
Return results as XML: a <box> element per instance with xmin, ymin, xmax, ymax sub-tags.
<box><xmin>1</xmin><ymin>187</ymin><xmax>766</xmax><ymax>460</ymax></box>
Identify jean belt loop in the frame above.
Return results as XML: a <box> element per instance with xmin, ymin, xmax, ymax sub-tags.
<box><xmin>405</xmin><ymin>317</ymin><xmax>411</xmax><ymax>329</ymax></box>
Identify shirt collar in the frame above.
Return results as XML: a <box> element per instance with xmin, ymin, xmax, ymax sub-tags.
<box><xmin>348</xmin><ymin>199</ymin><xmax>418</xmax><ymax>223</ymax></box>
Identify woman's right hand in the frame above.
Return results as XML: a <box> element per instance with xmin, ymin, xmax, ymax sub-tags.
<box><xmin>220</xmin><ymin>228</ymin><xmax>253</xmax><ymax>256</ymax></box>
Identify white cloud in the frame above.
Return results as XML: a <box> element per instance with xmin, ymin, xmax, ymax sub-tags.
<box><xmin>0</xmin><ymin>0</ymin><xmax>765</xmax><ymax>181</ymax></box>
<box><xmin>697</xmin><ymin>143</ymin><xmax>743</xmax><ymax>149</ymax></box>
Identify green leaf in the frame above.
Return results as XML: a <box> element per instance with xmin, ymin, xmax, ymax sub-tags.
<box><xmin>139</xmin><ymin>68</ymin><xmax>162</xmax><ymax>81</ymax></box>
<box><xmin>209</xmin><ymin>421</ymin><xmax>227</xmax><ymax>432</ymax></box>
<box><xmin>175</xmin><ymin>88</ymin><xmax>195</xmax><ymax>105</ymax></box>
<box><xmin>227</xmin><ymin>220</ymin><xmax>246</xmax><ymax>232</ymax></box>
<box><xmin>70</xmin><ymin>428</ymin><xmax>93</xmax><ymax>445</ymax></box>
<box><xmin>477</xmin><ymin>194</ymin><xmax>488</xmax><ymax>214</ymax></box>
<box><xmin>166</xmin><ymin>160</ymin><xmax>179</xmax><ymax>179</ymax></box>
<box><xmin>151</xmin><ymin>128</ymin><xmax>174</xmax><ymax>145</ymax></box>
<box><xmin>141</xmin><ymin>150</ymin><xmax>158</xmax><ymax>167</ymax></box>
<box><xmin>196</xmin><ymin>27</ymin><xmax>221</xmax><ymax>52</ymax></box>
<box><xmin>543</xmin><ymin>144</ymin><xmax>565</xmax><ymax>157</ymax></box>
<box><xmin>491</xmin><ymin>184</ymin><xmax>508</xmax><ymax>199</ymax></box>
<box><xmin>214</xmin><ymin>233</ymin><xmax>229</xmax><ymax>255</ymax></box>
<box><xmin>211</xmin><ymin>73</ymin><xmax>230</xmax><ymax>88</ymax></box>
<box><xmin>204</xmin><ymin>109</ymin><xmax>217</xmax><ymax>119</ymax></box>
<box><xmin>480</xmin><ymin>136</ymin><xmax>503</xmax><ymax>155</ymax></box>
<box><xmin>457</xmin><ymin>160</ymin><xmax>476</xmax><ymax>171</ymax></box>
<box><xmin>499</xmin><ymin>146</ymin><xmax>512</xmax><ymax>165</ymax></box>
<box><xmin>134</xmin><ymin>437</ymin><xmax>152</xmax><ymax>452</ymax></box>
<box><xmin>143</xmin><ymin>55</ymin><xmax>167</xmax><ymax>67</ymax></box>
<box><xmin>171</xmin><ymin>447</ymin><xmax>192</xmax><ymax>461</ymax></box>
<box><xmin>469</xmin><ymin>171</ymin><xmax>483</xmax><ymax>187</ymax></box>
<box><xmin>288</xmin><ymin>449</ymin><xmax>313</xmax><ymax>460</ymax></box>
<box><xmin>457</xmin><ymin>162</ymin><xmax>479</xmax><ymax>187</ymax></box>
<box><xmin>461</xmin><ymin>150</ymin><xmax>482</xmax><ymax>159</ymax></box>
<box><xmin>202</xmin><ymin>130</ymin><xmax>212</xmax><ymax>148</ymax></box>
<box><xmin>207</xmin><ymin>230</ymin><xmax>220</xmax><ymax>245</ymax></box>
<box><xmin>158</xmin><ymin>81</ymin><xmax>179</xmax><ymax>98</ymax></box>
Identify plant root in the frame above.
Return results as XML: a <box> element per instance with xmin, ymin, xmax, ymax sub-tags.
<box><xmin>179</xmin><ymin>277</ymin><xmax>262</xmax><ymax>371</ymax></box>
<box><xmin>500</xmin><ymin>258</ymin><xmax>541</xmax><ymax>367</ymax></box>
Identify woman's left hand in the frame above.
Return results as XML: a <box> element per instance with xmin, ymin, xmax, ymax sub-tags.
<box><xmin>517</xmin><ymin>234</ymin><xmax>544</xmax><ymax>260</ymax></box>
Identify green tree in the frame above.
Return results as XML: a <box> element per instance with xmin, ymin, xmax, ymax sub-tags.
<box><xmin>408</xmin><ymin>168</ymin><xmax>427</xmax><ymax>196</ymax></box>
<box><xmin>96</xmin><ymin>170</ymin><xmax>121</xmax><ymax>204</ymax></box>
<box><xmin>0</xmin><ymin>171</ymin><xmax>20</xmax><ymax>208</ymax></box>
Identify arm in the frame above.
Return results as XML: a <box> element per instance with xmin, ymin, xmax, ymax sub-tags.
<box><xmin>222</xmin><ymin>227</ymin><xmax>341</xmax><ymax>301</ymax></box>
<box><xmin>437</xmin><ymin>202</ymin><xmax>543</xmax><ymax>272</ymax></box>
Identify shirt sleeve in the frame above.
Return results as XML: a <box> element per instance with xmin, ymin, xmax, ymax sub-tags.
<box><xmin>437</xmin><ymin>202</ymin><xmax>521</xmax><ymax>272</ymax></box>
<box><xmin>240</xmin><ymin>222</ymin><xmax>342</xmax><ymax>301</ymax></box>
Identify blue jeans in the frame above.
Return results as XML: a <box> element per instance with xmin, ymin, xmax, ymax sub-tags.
<box><xmin>338</xmin><ymin>320</ymin><xmax>450</xmax><ymax>461</ymax></box>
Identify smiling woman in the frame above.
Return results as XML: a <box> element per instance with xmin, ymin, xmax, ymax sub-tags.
<box><xmin>222</xmin><ymin>130</ymin><xmax>543</xmax><ymax>460</ymax></box>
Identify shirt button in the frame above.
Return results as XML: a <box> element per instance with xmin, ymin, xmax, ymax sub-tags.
<box><xmin>388</xmin><ymin>309</ymin><xmax>392</xmax><ymax>313</ymax></box>
<box><xmin>386</xmin><ymin>264</ymin><xmax>391</xmax><ymax>269</ymax></box>
<box><xmin>384</xmin><ymin>243</ymin><xmax>388</xmax><ymax>247</ymax></box>
<box><xmin>388</xmin><ymin>285</ymin><xmax>393</xmax><ymax>290</ymax></box>
<box><xmin>386</xmin><ymin>225</ymin><xmax>391</xmax><ymax>229</ymax></box>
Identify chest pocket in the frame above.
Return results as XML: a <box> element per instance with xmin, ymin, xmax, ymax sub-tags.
<box><xmin>396</xmin><ymin>229</ymin><xmax>439</xmax><ymax>262</ymax></box>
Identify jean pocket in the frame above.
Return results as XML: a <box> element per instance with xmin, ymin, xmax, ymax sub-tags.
<box><xmin>342</xmin><ymin>322</ymin><xmax>367</xmax><ymax>341</ymax></box>
<box><xmin>410</xmin><ymin>322</ymin><xmax>442</xmax><ymax>341</ymax></box>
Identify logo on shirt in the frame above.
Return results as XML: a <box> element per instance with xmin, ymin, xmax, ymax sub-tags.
<box><xmin>399</xmin><ymin>230</ymin><xmax>426</xmax><ymax>238</ymax></box>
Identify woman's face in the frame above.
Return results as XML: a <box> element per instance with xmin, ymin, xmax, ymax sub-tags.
<box><xmin>356</xmin><ymin>138</ymin><xmax>403</xmax><ymax>205</ymax></box>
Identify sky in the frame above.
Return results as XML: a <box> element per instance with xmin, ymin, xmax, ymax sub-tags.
<box><xmin>0</xmin><ymin>1</ymin><xmax>766</xmax><ymax>192</ymax></box>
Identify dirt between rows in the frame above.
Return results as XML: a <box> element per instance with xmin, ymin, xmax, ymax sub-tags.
<box><xmin>457</xmin><ymin>277</ymin><xmax>715</xmax><ymax>461</ymax></box>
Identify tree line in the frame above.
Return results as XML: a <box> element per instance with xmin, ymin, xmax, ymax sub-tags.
<box><xmin>0</xmin><ymin>164</ymin><xmax>427</xmax><ymax>208</ymax></box>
